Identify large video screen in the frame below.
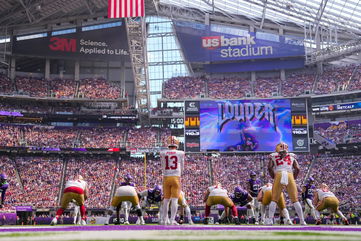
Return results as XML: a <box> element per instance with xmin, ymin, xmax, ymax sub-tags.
<box><xmin>200</xmin><ymin>99</ymin><xmax>291</xmax><ymax>152</ymax></box>
<box><xmin>184</xmin><ymin>98</ymin><xmax>309</xmax><ymax>152</ymax></box>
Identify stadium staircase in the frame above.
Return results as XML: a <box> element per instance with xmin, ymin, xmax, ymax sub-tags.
<box><xmin>345</xmin><ymin>65</ymin><xmax>360</xmax><ymax>91</ymax></box>
<box><xmin>302</xmin><ymin>156</ymin><xmax>317</xmax><ymax>185</ymax></box>
<box><xmin>109</xmin><ymin>158</ymin><xmax>120</xmax><ymax>204</ymax></box>
<box><xmin>313</xmin><ymin>131</ymin><xmax>337</xmax><ymax>149</ymax></box>
<box><xmin>11</xmin><ymin>157</ymin><xmax>24</xmax><ymax>190</ymax></box>
<box><xmin>311</xmin><ymin>74</ymin><xmax>319</xmax><ymax>94</ymax></box>
<box><xmin>74</xmin><ymin>81</ymin><xmax>80</xmax><ymax>98</ymax></box>
<box><xmin>207</xmin><ymin>156</ymin><xmax>214</xmax><ymax>185</ymax></box>
<box><xmin>58</xmin><ymin>159</ymin><xmax>68</xmax><ymax>205</ymax></box>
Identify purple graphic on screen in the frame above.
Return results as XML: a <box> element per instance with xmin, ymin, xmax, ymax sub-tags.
<box><xmin>200</xmin><ymin>99</ymin><xmax>293</xmax><ymax>152</ymax></box>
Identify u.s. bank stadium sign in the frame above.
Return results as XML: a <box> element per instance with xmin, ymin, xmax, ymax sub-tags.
<box><xmin>174</xmin><ymin>20</ymin><xmax>305</xmax><ymax>62</ymax></box>
<box><xmin>12</xmin><ymin>26</ymin><xmax>129</xmax><ymax>61</ymax></box>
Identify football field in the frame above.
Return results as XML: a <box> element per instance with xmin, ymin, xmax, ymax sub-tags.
<box><xmin>0</xmin><ymin>225</ymin><xmax>360</xmax><ymax>241</ymax></box>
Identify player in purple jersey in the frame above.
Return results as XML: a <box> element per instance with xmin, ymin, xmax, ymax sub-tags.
<box><xmin>0</xmin><ymin>174</ymin><xmax>9</xmax><ymax>208</ymax></box>
<box><xmin>219</xmin><ymin>187</ymin><xmax>253</xmax><ymax>224</ymax></box>
<box><xmin>139</xmin><ymin>185</ymin><xmax>163</xmax><ymax>223</ymax></box>
<box><xmin>120</xmin><ymin>174</ymin><xmax>135</xmax><ymax>187</ymax></box>
<box><xmin>302</xmin><ymin>177</ymin><xmax>317</xmax><ymax>220</ymax></box>
<box><xmin>247</xmin><ymin>172</ymin><xmax>261</xmax><ymax>224</ymax></box>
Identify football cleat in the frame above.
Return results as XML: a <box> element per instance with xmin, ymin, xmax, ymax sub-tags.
<box><xmin>300</xmin><ymin>220</ymin><xmax>307</xmax><ymax>226</ymax></box>
<box><xmin>316</xmin><ymin>219</ymin><xmax>321</xmax><ymax>225</ymax></box>
<box><xmin>81</xmin><ymin>219</ymin><xmax>87</xmax><ymax>225</ymax></box>
<box><xmin>50</xmin><ymin>218</ymin><xmax>57</xmax><ymax>226</ymax></box>
<box><xmin>343</xmin><ymin>219</ymin><xmax>349</xmax><ymax>225</ymax></box>
<box><xmin>286</xmin><ymin>219</ymin><xmax>293</xmax><ymax>225</ymax></box>
<box><xmin>264</xmin><ymin>218</ymin><xmax>273</xmax><ymax>225</ymax></box>
<box><xmin>171</xmin><ymin>220</ymin><xmax>179</xmax><ymax>226</ymax></box>
<box><xmin>124</xmin><ymin>221</ymin><xmax>130</xmax><ymax>225</ymax></box>
<box><xmin>233</xmin><ymin>217</ymin><xmax>240</xmax><ymax>225</ymax></box>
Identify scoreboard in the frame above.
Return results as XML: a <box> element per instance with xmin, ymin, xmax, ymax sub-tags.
<box><xmin>184</xmin><ymin>98</ymin><xmax>309</xmax><ymax>153</ymax></box>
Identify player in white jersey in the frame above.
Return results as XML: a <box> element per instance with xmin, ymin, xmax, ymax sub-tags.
<box><xmin>267</xmin><ymin>143</ymin><xmax>306</xmax><ymax>225</ymax></box>
<box><xmin>257</xmin><ymin>183</ymin><xmax>292</xmax><ymax>225</ymax></box>
<box><xmin>51</xmin><ymin>175</ymin><xmax>88</xmax><ymax>225</ymax></box>
<box><xmin>204</xmin><ymin>183</ymin><xmax>239</xmax><ymax>224</ymax></box>
<box><xmin>160</xmin><ymin>136</ymin><xmax>185</xmax><ymax>225</ymax></box>
<box><xmin>106</xmin><ymin>184</ymin><xmax>145</xmax><ymax>225</ymax></box>
<box><xmin>314</xmin><ymin>183</ymin><xmax>349</xmax><ymax>225</ymax></box>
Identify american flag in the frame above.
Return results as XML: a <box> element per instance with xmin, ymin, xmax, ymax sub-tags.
<box><xmin>108</xmin><ymin>0</ymin><xmax>145</xmax><ymax>18</ymax></box>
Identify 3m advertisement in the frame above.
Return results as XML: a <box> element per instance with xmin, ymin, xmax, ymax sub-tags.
<box><xmin>199</xmin><ymin>99</ymin><xmax>293</xmax><ymax>152</ymax></box>
<box><xmin>12</xmin><ymin>26</ymin><xmax>129</xmax><ymax>61</ymax></box>
<box><xmin>174</xmin><ymin>20</ymin><xmax>305</xmax><ymax>63</ymax></box>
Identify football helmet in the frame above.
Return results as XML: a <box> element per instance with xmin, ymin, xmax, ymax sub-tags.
<box><xmin>124</xmin><ymin>174</ymin><xmax>133</xmax><ymax>182</ymax></box>
<box><xmin>167</xmin><ymin>136</ymin><xmax>179</xmax><ymax>148</ymax></box>
<box><xmin>275</xmin><ymin>142</ymin><xmax>289</xmax><ymax>153</ymax></box>
<box><xmin>250</xmin><ymin>171</ymin><xmax>256</xmax><ymax>178</ymax></box>
<box><xmin>0</xmin><ymin>173</ymin><xmax>7</xmax><ymax>181</ymax></box>
<box><xmin>153</xmin><ymin>185</ymin><xmax>162</xmax><ymax>196</ymax></box>
<box><xmin>234</xmin><ymin>186</ymin><xmax>247</xmax><ymax>199</ymax></box>
<box><xmin>307</xmin><ymin>177</ymin><xmax>315</xmax><ymax>184</ymax></box>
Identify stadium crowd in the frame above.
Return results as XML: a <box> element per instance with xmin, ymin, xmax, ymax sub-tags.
<box><xmin>15</xmin><ymin>157</ymin><xmax>62</xmax><ymax>208</ymax></box>
<box><xmin>78</xmin><ymin>78</ymin><xmax>121</xmax><ymax>99</ymax></box>
<box><xmin>162</xmin><ymin>65</ymin><xmax>361</xmax><ymax>99</ymax></box>
<box><xmin>314</xmin><ymin>120</ymin><xmax>361</xmax><ymax>144</ymax></box>
<box><xmin>208</xmin><ymin>77</ymin><xmax>252</xmax><ymax>99</ymax></box>
<box><xmin>0</xmin><ymin>76</ymin><xmax>123</xmax><ymax>100</ymax></box>
<box><xmin>65</xmin><ymin>158</ymin><xmax>117</xmax><ymax>208</ymax></box>
<box><xmin>0</xmin><ymin>153</ymin><xmax>358</xmax><ymax>213</ymax></box>
<box><xmin>309</xmin><ymin>155</ymin><xmax>361</xmax><ymax>210</ymax></box>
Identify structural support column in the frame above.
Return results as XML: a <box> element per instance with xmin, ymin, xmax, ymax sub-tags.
<box><xmin>74</xmin><ymin>60</ymin><xmax>80</xmax><ymax>81</ymax></box>
<box><xmin>10</xmin><ymin>57</ymin><xmax>16</xmax><ymax>80</ymax></box>
<box><xmin>45</xmin><ymin>59</ymin><xmax>50</xmax><ymax>80</ymax></box>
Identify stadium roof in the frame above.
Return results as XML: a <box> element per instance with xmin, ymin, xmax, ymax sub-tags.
<box><xmin>160</xmin><ymin>0</ymin><xmax>361</xmax><ymax>35</ymax></box>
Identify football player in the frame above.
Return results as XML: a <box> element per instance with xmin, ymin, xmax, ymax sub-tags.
<box><xmin>302</xmin><ymin>177</ymin><xmax>317</xmax><ymax>220</ymax></box>
<box><xmin>0</xmin><ymin>174</ymin><xmax>9</xmax><ymax>208</ymax></box>
<box><xmin>247</xmin><ymin>172</ymin><xmax>261</xmax><ymax>224</ymax></box>
<box><xmin>51</xmin><ymin>175</ymin><xmax>88</xmax><ymax>225</ymax></box>
<box><xmin>257</xmin><ymin>183</ymin><xmax>292</xmax><ymax>225</ymax></box>
<box><xmin>178</xmin><ymin>191</ymin><xmax>193</xmax><ymax>225</ymax></box>
<box><xmin>219</xmin><ymin>186</ymin><xmax>253</xmax><ymax>223</ymax></box>
<box><xmin>160</xmin><ymin>136</ymin><xmax>185</xmax><ymax>225</ymax></box>
<box><xmin>70</xmin><ymin>199</ymin><xmax>81</xmax><ymax>225</ymax></box>
<box><xmin>106</xmin><ymin>180</ymin><xmax>145</xmax><ymax>225</ymax></box>
<box><xmin>204</xmin><ymin>182</ymin><xmax>239</xmax><ymax>224</ymax></box>
<box><xmin>314</xmin><ymin>183</ymin><xmax>349</xmax><ymax>225</ymax></box>
<box><xmin>267</xmin><ymin>143</ymin><xmax>306</xmax><ymax>225</ymax></box>
<box><xmin>119</xmin><ymin>174</ymin><xmax>135</xmax><ymax>224</ymax></box>
<box><xmin>139</xmin><ymin>185</ymin><xmax>163</xmax><ymax>223</ymax></box>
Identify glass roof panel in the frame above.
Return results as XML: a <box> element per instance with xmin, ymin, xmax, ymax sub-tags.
<box><xmin>160</xmin><ymin>0</ymin><xmax>361</xmax><ymax>34</ymax></box>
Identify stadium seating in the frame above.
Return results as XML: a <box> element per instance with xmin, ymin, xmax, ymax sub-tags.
<box><xmin>0</xmin><ymin>153</ymin><xmax>357</xmax><ymax>211</ymax></box>
<box><xmin>0</xmin><ymin>74</ymin><xmax>14</xmax><ymax>94</ymax></box>
<box><xmin>314</xmin><ymin>120</ymin><xmax>361</xmax><ymax>144</ymax></box>
<box><xmin>309</xmin><ymin>155</ymin><xmax>361</xmax><ymax>210</ymax></box>
<box><xmin>65</xmin><ymin>157</ymin><xmax>117</xmax><ymax>208</ymax></box>
<box><xmin>15</xmin><ymin>157</ymin><xmax>62</xmax><ymax>208</ymax></box>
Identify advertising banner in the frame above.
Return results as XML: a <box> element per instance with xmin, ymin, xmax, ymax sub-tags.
<box><xmin>12</xmin><ymin>26</ymin><xmax>129</xmax><ymax>61</ymax></box>
<box><xmin>174</xmin><ymin>20</ymin><xmax>305</xmax><ymax>62</ymax></box>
